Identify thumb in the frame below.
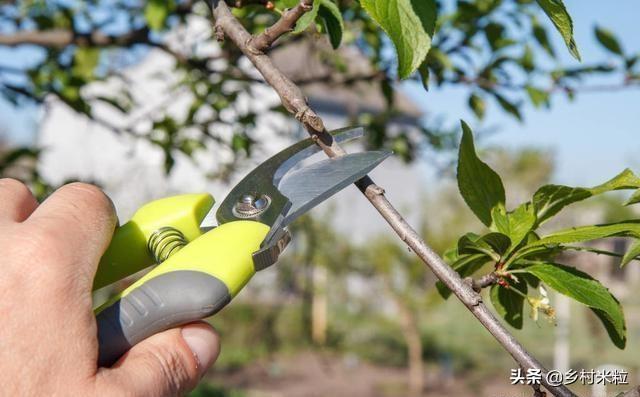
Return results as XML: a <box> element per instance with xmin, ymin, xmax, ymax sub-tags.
<box><xmin>96</xmin><ymin>322</ymin><xmax>220</xmax><ymax>397</ymax></box>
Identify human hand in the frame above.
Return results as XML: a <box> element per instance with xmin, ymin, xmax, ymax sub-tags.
<box><xmin>0</xmin><ymin>179</ymin><xmax>220</xmax><ymax>396</ymax></box>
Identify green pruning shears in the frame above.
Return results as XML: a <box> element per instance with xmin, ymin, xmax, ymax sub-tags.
<box><xmin>93</xmin><ymin>127</ymin><xmax>390</xmax><ymax>367</ymax></box>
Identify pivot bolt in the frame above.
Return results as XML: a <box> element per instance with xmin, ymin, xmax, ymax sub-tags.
<box><xmin>233</xmin><ymin>193</ymin><xmax>271</xmax><ymax>218</ymax></box>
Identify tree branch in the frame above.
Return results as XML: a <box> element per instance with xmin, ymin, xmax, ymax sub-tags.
<box><xmin>469</xmin><ymin>272</ymin><xmax>498</xmax><ymax>292</ymax></box>
<box><xmin>0</xmin><ymin>27</ymin><xmax>150</xmax><ymax>48</ymax></box>
<box><xmin>249</xmin><ymin>0</ymin><xmax>313</xmax><ymax>51</ymax></box>
<box><xmin>210</xmin><ymin>1</ymin><xmax>576</xmax><ymax>396</ymax></box>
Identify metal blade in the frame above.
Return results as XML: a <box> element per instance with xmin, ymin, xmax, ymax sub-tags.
<box><xmin>215</xmin><ymin>127</ymin><xmax>366</xmax><ymax>227</ymax></box>
<box><xmin>279</xmin><ymin>150</ymin><xmax>391</xmax><ymax>227</ymax></box>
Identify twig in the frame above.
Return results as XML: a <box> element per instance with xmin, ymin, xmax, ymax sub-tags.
<box><xmin>619</xmin><ymin>386</ymin><xmax>640</xmax><ymax>397</ymax></box>
<box><xmin>210</xmin><ymin>1</ymin><xmax>575</xmax><ymax>396</ymax></box>
<box><xmin>469</xmin><ymin>272</ymin><xmax>498</xmax><ymax>292</ymax></box>
<box><xmin>0</xmin><ymin>27</ymin><xmax>150</xmax><ymax>48</ymax></box>
<box><xmin>249</xmin><ymin>0</ymin><xmax>314</xmax><ymax>51</ymax></box>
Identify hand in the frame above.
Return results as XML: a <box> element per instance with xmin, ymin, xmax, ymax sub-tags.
<box><xmin>0</xmin><ymin>179</ymin><xmax>220</xmax><ymax>396</ymax></box>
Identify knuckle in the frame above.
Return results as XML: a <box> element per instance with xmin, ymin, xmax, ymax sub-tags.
<box><xmin>144</xmin><ymin>344</ymin><xmax>197</xmax><ymax>395</ymax></box>
<box><xmin>57</xmin><ymin>183</ymin><xmax>116</xmax><ymax>228</ymax></box>
<box><xmin>61</xmin><ymin>183</ymin><xmax>113</xmax><ymax>213</ymax></box>
<box><xmin>0</xmin><ymin>177</ymin><xmax>29</xmax><ymax>194</ymax></box>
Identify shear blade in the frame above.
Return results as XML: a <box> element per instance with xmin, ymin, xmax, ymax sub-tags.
<box><xmin>279</xmin><ymin>150</ymin><xmax>391</xmax><ymax>227</ymax></box>
<box><xmin>215</xmin><ymin>127</ymin><xmax>389</xmax><ymax>229</ymax></box>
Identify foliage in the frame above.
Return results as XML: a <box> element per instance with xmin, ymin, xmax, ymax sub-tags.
<box><xmin>439</xmin><ymin>121</ymin><xmax>640</xmax><ymax>349</ymax></box>
<box><xmin>0</xmin><ymin>0</ymin><xmax>638</xmax><ymax>185</ymax></box>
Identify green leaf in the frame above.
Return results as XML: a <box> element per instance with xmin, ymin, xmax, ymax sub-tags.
<box><xmin>535</xmin><ymin>0</ymin><xmax>580</xmax><ymax>61</ymax></box>
<box><xmin>278</xmin><ymin>0</ymin><xmax>299</xmax><ymax>7</ymax></box>
<box><xmin>73</xmin><ymin>47</ymin><xmax>100</xmax><ymax>81</ymax></box>
<box><xmin>533</xmin><ymin>169</ymin><xmax>640</xmax><ymax>225</ymax></box>
<box><xmin>457</xmin><ymin>121</ymin><xmax>506</xmax><ymax>226</ymax></box>
<box><xmin>528</xmin><ymin>222</ymin><xmax>640</xmax><ymax>248</ymax></box>
<box><xmin>418</xmin><ymin>62</ymin><xmax>429</xmax><ymax>91</ymax></box>
<box><xmin>293</xmin><ymin>1</ymin><xmax>320</xmax><ymax>33</ymax></box>
<box><xmin>595</xmin><ymin>26</ymin><xmax>623</xmax><ymax>56</ymax></box>
<box><xmin>523</xmin><ymin>262</ymin><xmax>625</xmax><ymax>348</ymax></box>
<box><xmin>493</xmin><ymin>93</ymin><xmax>522</xmax><ymax>121</ymax></box>
<box><xmin>490</xmin><ymin>280</ymin><xmax>527</xmax><ymax>329</ymax></box>
<box><xmin>560</xmin><ymin>245</ymin><xmax>625</xmax><ymax>258</ymax></box>
<box><xmin>145</xmin><ymin>0</ymin><xmax>173</xmax><ymax>31</ymax></box>
<box><xmin>626</xmin><ymin>190</ymin><xmax>640</xmax><ymax>206</ymax></box>
<box><xmin>318</xmin><ymin>0</ymin><xmax>343</xmax><ymax>49</ymax></box>
<box><xmin>621</xmin><ymin>240</ymin><xmax>640</xmax><ymax>267</ymax></box>
<box><xmin>532</xmin><ymin>19</ymin><xmax>555</xmax><ymax>58</ymax></box>
<box><xmin>591</xmin><ymin>168</ymin><xmax>640</xmax><ymax>194</ymax></box>
<box><xmin>437</xmin><ymin>253</ymin><xmax>490</xmax><ymax>299</ymax></box>
<box><xmin>492</xmin><ymin>202</ymin><xmax>536</xmax><ymax>253</ymax></box>
<box><xmin>533</xmin><ymin>185</ymin><xmax>590</xmax><ymax>224</ymax></box>
<box><xmin>360</xmin><ymin>0</ymin><xmax>437</xmax><ymax>79</ymax></box>
<box><xmin>458</xmin><ymin>232</ymin><xmax>510</xmax><ymax>258</ymax></box>
<box><xmin>231</xmin><ymin>133</ymin><xmax>252</xmax><ymax>155</ymax></box>
<box><xmin>468</xmin><ymin>93</ymin><xmax>485</xmax><ymax>120</ymax></box>
<box><xmin>520</xmin><ymin>46</ymin><xmax>535</xmax><ymax>72</ymax></box>
<box><xmin>525</xmin><ymin>86</ymin><xmax>549</xmax><ymax>108</ymax></box>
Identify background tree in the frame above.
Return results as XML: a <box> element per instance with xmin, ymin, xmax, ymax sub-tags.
<box><xmin>0</xmin><ymin>0</ymin><xmax>637</xmax><ymax>181</ymax></box>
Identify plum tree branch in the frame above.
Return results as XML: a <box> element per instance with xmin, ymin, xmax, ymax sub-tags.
<box><xmin>249</xmin><ymin>0</ymin><xmax>314</xmax><ymax>51</ymax></box>
<box><xmin>0</xmin><ymin>27</ymin><xmax>150</xmax><ymax>48</ymax></box>
<box><xmin>210</xmin><ymin>1</ymin><xmax>575</xmax><ymax>396</ymax></box>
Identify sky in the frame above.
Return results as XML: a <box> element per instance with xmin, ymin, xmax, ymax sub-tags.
<box><xmin>1</xmin><ymin>1</ymin><xmax>639</xmax><ymax>187</ymax></box>
<box><xmin>405</xmin><ymin>0</ymin><xmax>640</xmax><ymax>187</ymax></box>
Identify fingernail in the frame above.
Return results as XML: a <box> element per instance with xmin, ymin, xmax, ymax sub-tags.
<box><xmin>181</xmin><ymin>324</ymin><xmax>219</xmax><ymax>376</ymax></box>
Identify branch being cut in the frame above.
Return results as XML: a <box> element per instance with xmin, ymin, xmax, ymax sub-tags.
<box><xmin>211</xmin><ymin>1</ymin><xmax>574</xmax><ymax>395</ymax></box>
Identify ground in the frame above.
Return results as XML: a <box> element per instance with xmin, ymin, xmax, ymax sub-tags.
<box><xmin>195</xmin><ymin>350</ymin><xmax>564</xmax><ymax>397</ymax></box>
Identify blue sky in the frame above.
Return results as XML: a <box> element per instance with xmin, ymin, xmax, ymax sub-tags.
<box><xmin>1</xmin><ymin>1</ymin><xmax>639</xmax><ymax>187</ymax></box>
<box><xmin>405</xmin><ymin>0</ymin><xmax>640</xmax><ymax>186</ymax></box>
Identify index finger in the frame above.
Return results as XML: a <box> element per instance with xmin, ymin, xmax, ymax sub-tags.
<box><xmin>25</xmin><ymin>183</ymin><xmax>117</xmax><ymax>287</ymax></box>
<box><xmin>0</xmin><ymin>178</ymin><xmax>38</xmax><ymax>223</ymax></box>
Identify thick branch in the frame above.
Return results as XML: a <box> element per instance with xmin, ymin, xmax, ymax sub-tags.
<box><xmin>211</xmin><ymin>2</ymin><xmax>575</xmax><ymax>396</ymax></box>
<box><xmin>249</xmin><ymin>0</ymin><xmax>314</xmax><ymax>51</ymax></box>
<box><xmin>0</xmin><ymin>27</ymin><xmax>149</xmax><ymax>48</ymax></box>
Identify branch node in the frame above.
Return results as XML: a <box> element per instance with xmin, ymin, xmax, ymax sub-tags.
<box><xmin>370</xmin><ymin>184</ymin><xmax>385</xmax><ymax>196</ymax></box>
<box><xmin>471</xmin><ymin>272</ymin><xmax>499</xmax><ymax>292</ymax></box>
<box><xmin>296</xmin><ymin>105</ymin><xmax>325</xmax><ymax>132</ymax></box>
<box><xmin>214</xmin><ymin>25</ymin><xmax>225</xmax><ymax>42</ymax></box>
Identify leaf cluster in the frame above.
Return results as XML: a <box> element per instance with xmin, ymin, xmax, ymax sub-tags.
<box><xmin>440</xmin><ymin>121</ymin><xmax>640</xmax><ymax>349</ymax></box>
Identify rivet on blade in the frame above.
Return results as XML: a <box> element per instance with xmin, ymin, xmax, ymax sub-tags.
<box><xmin>233</xmin><ymin>193</ymin><xmax>271</xmax><ymax>218</ymax></box>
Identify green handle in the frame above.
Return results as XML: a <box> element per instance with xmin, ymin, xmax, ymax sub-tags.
<box><xmin>95</xmin><ymin>221</ymin><xmax>270</xmax><ymax>366</ymax></box>
<box><xmin>93</xmin><ymin>194</ymin><xmax>214</xmax><ymax>291</ymax></box>
<box><xmin>97</xmin><ymin>270</ymin><xmax>231</xmax><ymax>367</ymax></box>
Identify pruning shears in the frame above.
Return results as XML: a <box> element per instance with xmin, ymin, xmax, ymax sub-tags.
<box><xmin>93</xmin><ymin>127</ymin><xmax>390</xmax><ymax>367</ymax></box>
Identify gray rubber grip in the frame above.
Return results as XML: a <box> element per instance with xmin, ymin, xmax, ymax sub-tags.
<box><xmin>96</xmin><ymin>270</ymin><xmax>231</xmax><ymax>367</ymax></box>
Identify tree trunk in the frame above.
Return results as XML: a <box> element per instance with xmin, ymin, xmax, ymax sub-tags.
<box><xmin>311</xmin><ymin>265</ymin><xmax>328</xmax><ymax>345</ymax></box>
<box><xmin>384</xmin><ymin>279</ymin><xmax>423</xmax><ymax>397</ymax></box>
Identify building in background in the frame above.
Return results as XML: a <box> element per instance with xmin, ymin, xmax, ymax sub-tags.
<box><xmin>37</xmin><ymin>15</ymin><xmax>426</xmax><ymax>240</ymax></box>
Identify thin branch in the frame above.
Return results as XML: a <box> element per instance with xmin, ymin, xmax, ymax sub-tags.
<box><xmin>469</xmin><ymin>272</ymin><xmax>498</xmax><ymax>292</ymax></box>
<box><xmin>455</xmin><ymin>74</ymin><xmax>640</xmax><ymax>94</ymax></box>
<box><xmin>210</xmin><ymin>1</ymin><xmax>575</xmax><ymax>396</ymax></box>
<box><xmin>0</xmin><ymin>27</ymin><xmax>150</xmax><ymax>48</ymax></box>
<box><xmin>0</xmin><ymin>82</ymin><xmax>42</xmax><ymax>103</ymax></box>
<box><xmin>249</xmin><ymin>0</ymin><xmax>314</xmax><ymax>51</ymax></box>
<box><xmin>620</xmin><ymin>386</ymin><xmax>640</xmax><ymax>397</ymax></box>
